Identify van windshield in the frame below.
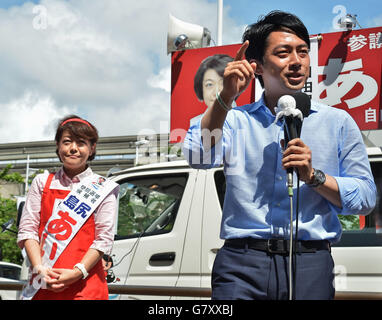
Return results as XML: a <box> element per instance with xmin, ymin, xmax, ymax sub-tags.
<box><xmin>115</xmin><ymin>174</ymin><xmax>187</xmax><ymax>239</ymax></box>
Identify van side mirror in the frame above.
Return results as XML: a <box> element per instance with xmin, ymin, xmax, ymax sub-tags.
<box><xmin>16</xmin><ymin>201</ymin><xmax>25</xmax><ymax>228</ymax></box>
<box><xmin>1</xmin><ymin>218</ymin><xmax>17</xmax><ymax>234</ymax></box>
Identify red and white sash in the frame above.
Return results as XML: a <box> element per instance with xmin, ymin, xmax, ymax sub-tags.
<box><xmin>21</xmin><ymin>173</ymin><xmax>118</xmax><ymax>300</ymax></box>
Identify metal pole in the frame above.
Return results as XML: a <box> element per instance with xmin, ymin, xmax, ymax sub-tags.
<box><xmin>217</xmin><ymin>0</ymin><xmax>223</xmax><ymax>46</ymax></box>
<box><xmin>288</xmin><ymin>193</ymin><xmax>294</xmax><ymax>300</ymax></box>
<box><xmin>135</xmin><ymin>145</ymin><xmax>138</xmax><ymax>166</ymax></box>
<box><xmin>25</xmin><ymin>154</ymin><xmax>30</xmax><ymax>194</ymax></box>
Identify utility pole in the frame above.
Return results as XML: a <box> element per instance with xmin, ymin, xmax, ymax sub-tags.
<box><xmin>217</xmin><ymin>0</ymin><xmax>223</xmax><ymax>46</ymax></box>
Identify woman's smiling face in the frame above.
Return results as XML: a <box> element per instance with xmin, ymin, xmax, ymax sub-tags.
<box><xmin>57</xmin><ymin>130</ymin><xmax>95</xmax><ymax>177</ymax></box>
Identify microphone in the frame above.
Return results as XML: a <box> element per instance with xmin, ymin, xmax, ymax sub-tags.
<box><xmin>275</xmin><ymin>92</ymin><xmax>311</xmax><ymax>188</ymax></box>
<box><xmin>275</xmin><ymin>92</ymin><xmax>311</xmax><ymax>302</ymax></box>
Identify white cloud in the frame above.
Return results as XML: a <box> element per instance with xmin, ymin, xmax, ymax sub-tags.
<box><xmin>147</xmin><ymin>67</ymin><xmax>171</xmax><ymax>93</ymax></box>
<box><xmin>0</xmin><ymin>0</ymin><xmax>242</xmax><ymax>143</ymax></box>
<box><xmin>0</xmin><ymin>91</ymin><xmax>75</xmax><ymax>142</ymax></box>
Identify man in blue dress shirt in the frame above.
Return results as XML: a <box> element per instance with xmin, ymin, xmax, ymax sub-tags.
<box><xmin>183</xmin><ymin>11</ymin><xmax>376</xmax><ymax>300</ymax></box>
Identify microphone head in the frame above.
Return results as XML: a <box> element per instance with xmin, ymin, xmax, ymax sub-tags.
<box><xmin>277</xmin><ymin>95</ymin><xmax>296</xmax><ymax>111</ymax></box>
<box><xmin>291</xmin><ymin>92</ymin><xmax>311</xmax><ymax>118</ymax></box>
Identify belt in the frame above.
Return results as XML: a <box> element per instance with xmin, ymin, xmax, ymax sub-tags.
<box><xmin>225</xmin><ymin>238</ymin><xmax>330</xmax><ymax>254</ymax></box>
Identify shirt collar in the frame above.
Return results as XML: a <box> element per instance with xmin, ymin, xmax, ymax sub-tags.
<box><xmin>244</xmin><ymin>92</ymin><xmax>318</xmax><ymax>115</ymax></box>
<box><xmin>309</xmin><ymin>99</ymin><xmax>319</xmax><ymax>113</ymax></box>
<box><xmin>58</xmin><ymin>166</ymin><xmax>93</xmax><ymax>184</ymax></box>
<box><xmin>244</xmin><ymin>92</ymin><xmax>268</xmax><ymax>114</ymax></box>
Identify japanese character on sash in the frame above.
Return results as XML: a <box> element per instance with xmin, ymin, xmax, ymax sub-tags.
<box><xmin>63</xmin><ymin>195</ymin><xmax>80</xmax><ymax>210</ymax></box>
<box><xmin>74</xmin><ymin>202</ymin><xmax>91</xmax><ymax>218</ymax></box>
<box><xmin>41</xmin><ymin>210</ymin><xmax>77</xmax><ymax>261</ymax></box>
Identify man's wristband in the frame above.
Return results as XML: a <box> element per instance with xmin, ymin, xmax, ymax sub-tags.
<box><xmin>74</xmin><ymin>263</ymin><xmax>89</xmax><ymax>279</ymax></box>
<box><xmin>216</xmin><ymin>92</ymin><xmax>232</xmax><ymax>112</ymax></box>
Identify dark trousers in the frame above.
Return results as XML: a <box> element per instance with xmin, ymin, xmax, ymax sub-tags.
<box><xmin>211</xmin><ymin>242</ymin><xmax>335</xmax><ymax>300</ymax></box>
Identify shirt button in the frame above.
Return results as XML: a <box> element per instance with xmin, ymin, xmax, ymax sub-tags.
<box><xmin>276</xmin><ymin>203</ymin><xmax>281</xmax><ymax>207</ymax></box>
<box><xmin>278</xmin><ymin>175</ymin><xmax>283</xmax><ymax>181</ymax></box>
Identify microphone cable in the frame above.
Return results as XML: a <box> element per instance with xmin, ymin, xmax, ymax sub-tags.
<box><xmin>292</xmin><ymin>173</ymin><xmax>301</xmax><ymax>300</ymax></box>
<box><xmin>288</xmin><ymin>176</ymin><xmax>294</xmax><ymax>300</ymax></box>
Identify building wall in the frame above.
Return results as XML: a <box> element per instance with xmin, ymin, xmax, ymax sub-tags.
<box><xmin>0</xmin><ymin>182</ymin><xmax>24</xmax><ymax>198</ymax></box>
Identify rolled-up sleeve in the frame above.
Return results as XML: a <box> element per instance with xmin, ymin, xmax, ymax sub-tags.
<box><xmin>333</xmin><ymin>115</ymin><xmax>376</xmax><ymax>216</ymax></box>
<box><xmin>90</xmin><ymin>185</ymin><xmax>120</xmax><ymax>255</ymax></box>
<box><xmin>334</xmin><ymin>177</ymin><xmax>376</xmax><ymax>216</ymax></box>
<box><xmin>17</xmin><ymin>173</ymin><xmax>47</xmax><ymax>249</ymax></box>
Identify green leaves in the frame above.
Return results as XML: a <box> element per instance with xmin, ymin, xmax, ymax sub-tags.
<box><xmin>0</xmin><ymin>165</ymin><xmax>24</xmax><ymax>184</ymax></box>
<box><xmin>0</xmin><ymin>197</ymin><xmax>22</xmax><ymax>264</ymax></box>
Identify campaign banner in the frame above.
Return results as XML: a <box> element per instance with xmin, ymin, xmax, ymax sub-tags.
<box><xmin>315</xmin><ymin>27</ymin><xmax>381</xmax><ymax>130</ymax></box>
<box><xmin>170</xmin><ymin>27</ymin><xmax>381</xmax><ymax>142</ymax></box>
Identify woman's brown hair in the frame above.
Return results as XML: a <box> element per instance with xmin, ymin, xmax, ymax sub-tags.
<box><xmin>55</xmin><ymin>115</ymin><xmax>99</xmax><ymax>161</ymax></box>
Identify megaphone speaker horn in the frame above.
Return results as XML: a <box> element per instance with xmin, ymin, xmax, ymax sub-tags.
<box><xmin>167</xmin><ymin>14</ymin><xmax>211</xmax><ymax>54</ymax></box>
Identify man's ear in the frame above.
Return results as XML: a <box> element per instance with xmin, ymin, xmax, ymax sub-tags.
<box><xmin>252</xmin><ymin>59</ymin><xmax>263</xmax><ymax>75</ymax></box>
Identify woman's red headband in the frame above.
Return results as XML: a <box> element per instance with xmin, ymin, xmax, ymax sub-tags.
<box><xmin>61</xmin><ymin>118</ymin><xmax>91</xmax><ymax>128</ymax></box>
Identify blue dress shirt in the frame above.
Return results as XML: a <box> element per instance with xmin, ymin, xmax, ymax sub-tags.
<box><xmin>183</xmin><ymin>94</ymin><xmax>376</xmax><ymax>243</ymax></box>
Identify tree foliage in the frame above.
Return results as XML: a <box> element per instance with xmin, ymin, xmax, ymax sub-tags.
<box><xmin>0</xmin><ymin>197</ymin><xmax>22</xmax><ymax>264</ymax></box>
<box><xmin>0</xmin><ymin>164</ymin><xmax>24</xmax><ymax>184</ymax></box>
<box><xmin>338</xmin><ymin>214</ymin><xmax>360</xmax><ymax>230</ymax></box>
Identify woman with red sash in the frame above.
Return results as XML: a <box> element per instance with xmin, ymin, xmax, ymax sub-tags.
<box><xmin>17</xmin><ymin>115</ymin><xmax>119</xmax><ymax>300</ymax></box>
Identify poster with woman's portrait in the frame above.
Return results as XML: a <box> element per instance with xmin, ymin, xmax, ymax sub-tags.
<box><xmin>170</xmin><ymin>44</ymin><xmax>257</xmax><ymax>143</ymax></box>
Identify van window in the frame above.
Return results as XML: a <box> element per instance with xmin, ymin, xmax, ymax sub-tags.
<box><xmin>115</xmin><ymin>173</ymin><xmax>187</xmax><ymax>240</ymax></box>
<box><xmin>0</xmin><ymin>265</ymin><xmax>20</xmax><ymax>280</ymax></box>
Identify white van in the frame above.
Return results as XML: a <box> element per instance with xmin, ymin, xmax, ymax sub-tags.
<box><xmin>0</xmin><ymin>261</ymin><xmax>22</xmax><ymax>300</ymax></box>
<box><xmin>107</xmin><ymin>147</ymin><xmax>382</xmax><ymax>299</ymax></box>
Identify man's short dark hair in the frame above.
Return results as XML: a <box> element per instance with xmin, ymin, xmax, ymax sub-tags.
<box><xmin>242</xmin><ymin>10</ymin><xmax>310</xmax><ymax>87</ymax></box>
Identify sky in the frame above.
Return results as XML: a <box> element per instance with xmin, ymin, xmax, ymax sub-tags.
<box><xmin>0</xmin><ymin>0</ymin><xmax>380</xmax><ymax>143</ymax></box>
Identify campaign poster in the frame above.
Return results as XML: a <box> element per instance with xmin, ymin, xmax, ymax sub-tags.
<box><xmin>170</xmin><ymin>44</ymin><xmax>256</xmax><ymax>143</ymax></box>
<box><xmin>314</xmin><ymin>27</ymin><xmax>382</xmax><ymax>130</ymax></box>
